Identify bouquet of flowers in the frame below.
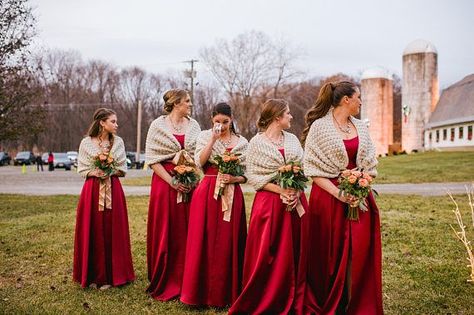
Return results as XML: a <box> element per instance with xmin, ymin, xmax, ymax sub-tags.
<box><xmin>273</xmin><ymin>162</ymin><xmax>309</xmax><ymax>211</ymax></box>
<box><xmin>213</xmin><ymin>151</ymin><xmax>245</xmax><ymax>196</ymax></box>
<box><xmin>92</xmin><ymin>151</ymin><xmax>117</xmax><ymax>177</ymax></box>
<box><xmin>338</xmin><ymin>169</ymin><xmax>377</xmax><ymax>220</ymax></box>
<box><xmin>172</xmin><ymin>164</ymin><xmax>199</xmax><ymax>203</ymax></box>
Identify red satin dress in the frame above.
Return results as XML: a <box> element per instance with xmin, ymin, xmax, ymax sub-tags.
<box><xmin>229</xmin><ymin>149</ymin><xmax>310</xmax><ymax>315</ymax></box>
<box><xmin>73</xmin><ymin>176</ymin><xmax>135</xmax><ymax>287</ymax></box>
<box><xmin>146</xmin><ymin>134</ymin><xmax>191</xmax><ymax>301</ymax></box>
<box><xmin>180</xmin><ymin>148</ymin><xmax>247</xmax><ymax>307</ymax></box>
<box><xmin>304</xmin><ymin>136</ymin><xmax>383</xmax><ymax>314</ymax></box>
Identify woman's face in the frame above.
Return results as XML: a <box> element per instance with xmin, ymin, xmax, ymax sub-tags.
<box><xmin>212</xmin><ymin>113</ymin><xmax>232</xmax><ymax>135</ymax></box>
<box><xmin>174</xmin><ymin>94</ymin><xmax>192</xmax><ymax>117</ymax></box>
<box><xmin>276</xmin><ymin>106</ymin><xmax>293</xmax><ymax>130</ymax></box>
<box><xmin>346</xmin><ymin>88</ymin><xmax>362</xmax><ymax>116</ymax></box>
<box><xmin>100</xmin><ymin>114</ymin><xmax>118</xmax><ymax>135</ymax></box>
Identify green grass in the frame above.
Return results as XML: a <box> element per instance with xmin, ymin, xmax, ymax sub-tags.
<box><xmin>377</xmin><ymin>151</ymin><xmax>474</xmax><ymax>183</ymax></box>
<box><xmin>122</xmin><ymin>151</ymin><xmax>474</xmax><ymax>186</ymax></box>
<box><xmin>1</xmin><ymin>193</ymin><xmax>474</xmax><ymax>314</ymax></box>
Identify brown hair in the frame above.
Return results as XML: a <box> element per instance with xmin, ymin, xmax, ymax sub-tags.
<box><xmin>300</xmin><ymin>81</ymin><xmax>357</xmax><ymax>145</ymax></box>
<box><xmin>212</xmin><ymin>102</ymin><xmax>238</xmax><ymax>134</ymax></box>
<box><xmin>257</xmin><ymin>99</ymin><xmax>289</xmax><ymax>131</ymax></box>
<box><xmin>87</xmin><ymin>108</ymin><xmax>116</xmax><ymax>144</ymax></box>
<box><xmin>163</xmin><ymin>88</ymin><xmax>189</xmax><ymax>113</ymax></box>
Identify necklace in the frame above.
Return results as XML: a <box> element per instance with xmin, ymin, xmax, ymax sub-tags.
<box><xmin>168</xmin><ymin>116</ymin><xmax>184</xmax><ymax>133</ymax></box>
<box><xmin>265</xmin><ymin>132</ymin><xmax>284</xmax><ymax>148</ymax></box>
<box><xmin>219</xmin><ymin>135</ymin><xmax>233</xmax><ymax>148</ymax></box>
<box><xmin>332</xmin><ymin>112</ymin><xmax>352</xmax><ymax>134</ymax></box>
<box><xmin>98</xmin><ymin>136</ymin><xmax>110</xmax><ymax>152</ymax></box>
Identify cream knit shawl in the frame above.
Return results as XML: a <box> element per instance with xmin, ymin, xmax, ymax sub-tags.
<box><xmin>303</xmin><ymin>109</ymin><xmax>378</xmax><ymax>178</ymax></box>
<box><xmin>145</xmin><ymin>115</ymin><xmax>201</xmax><ymax>166</ymax></box>
<box><xmin>246</xmin><ymin>131</ymin><xmax>304</xmax><ymax>191</ymax></box>
<box><xmin>77</xmin><ymin>135</ymin><xmax>127</xmax><ymax>178</ymax></box>
<box><xmin>194</xmin><ymin>129</ymin><xmax>249</xmax><ymax>167</ymax></box>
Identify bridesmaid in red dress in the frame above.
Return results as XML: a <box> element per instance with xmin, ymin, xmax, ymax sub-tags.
<box><xmin>302</xmin><ymin>81</ymin><xmax>383</xmax><ymax>314</ymax></box>
<box><xmin>145</xmin><ymin>89</ymin><xmax>201</xmax><ymax>301</ymax></box>
<box><xmin>73</xmin><ymin>108</ymin><xmax>135</xmax><ymax>289</ymax></box>
<box><xmin>229</xmin><ymin>99</ymin><xmax>309</xmax><ymax>315</ymax></box>
<box><xmin>180</xmin><ymin>102</ymin><xmax>248</xmax><ymax>307</ymax></box>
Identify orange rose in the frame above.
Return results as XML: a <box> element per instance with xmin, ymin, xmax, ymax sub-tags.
<box><xmin>359</xmin><ymin>178</ymin><xmax>369</xmax><ymax>187</ymax></box>
<box><xmin>351</xmin><ymin>170</ymin><xmax>362</xmax><ymax>178</ymax></box>
<box><xmin>107</xmin><ymin>156</ymin><xmax>114</xmax><ymax>164</ymax></box>
<box><xmin>230</xmin><ymin>155</ymin><xmax>239</xmax><ymax>161</ymax></box>
<box><xmin>223</xmin><ymin>155</ymin><xmax>231</xmax><ymax>162</ymax></box>
<box><xmin>348</xmin><ymin>175</ymin><xmax>357</xmax><ymax>184</ymax></box>
<box><xmin>342</xmin><ymin>170</ymin><xmax>352</xmax><ymax>177</ymax></box>
<box><xmin>292</xmin><ymin>165</ymin><xmax>301</xmax><ymax>173</ymax></box>
<box><xmin>174</xmin><ymin>165</ymin><xmax>187</xmax><ymax>175</ymax></box>
<box><xmin>284</xmin><ymin>165</ymin><xmax>292</xmax><ymax>172</ymax></box>
<box><xmin>363</xmin><ymin>173</ymin><xmax>373</xmax><ymax>183</ymax></box>
<box><xmin>185</xmin><ymin>166</ymin><xmax>194</xmax><ymax>173</ymax></box>
<box><xmin>99</xmin><ymin>153</ymin><xmax>108</xmax><ymax>161</ymax></box>
<box><xmin>278</xmin><ymin>165</ymin><xmax>286</xmax><ymax>172</ymax></box>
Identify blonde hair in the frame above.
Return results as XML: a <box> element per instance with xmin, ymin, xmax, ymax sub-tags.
<box><xmin>163</xmin><ymin>89</ymin><xmax>189</xmax><ymax>113</ymax></box>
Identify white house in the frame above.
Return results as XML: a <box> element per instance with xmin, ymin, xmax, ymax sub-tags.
<box><xmin>424</xmin><ymin>74</ymin><xmax>474</xmax><ymax>150</ymax></box>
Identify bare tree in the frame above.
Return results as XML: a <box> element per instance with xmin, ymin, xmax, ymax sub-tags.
<box><xmin>200</xmin><ymin>31</ymin><xmax>300</xmax><ymax>139</ymax></box>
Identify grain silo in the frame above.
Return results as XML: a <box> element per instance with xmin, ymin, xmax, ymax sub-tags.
<box><xmin>402</xmin><ymin>39</ymin><xmax>439</xmax><ymax>152</ymax></box>
<box><xmin>361</xmin><ymin>66</ymin><xmax>394</xmax><ymax>156</ymax></box>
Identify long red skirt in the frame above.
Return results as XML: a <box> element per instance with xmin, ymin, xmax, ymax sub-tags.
<box><xmin>180</xmin><ymin>166</ymin><xmax>247</xmax><ymax>307</ymax></box>
<box><xmin>146</xmin><ymin>162</ymin><xmax>191</xmax><ymax>300</ymax></box>
<box><xmin>304</xmin><ymin>181</ymin><xmax>383</xmax><ymax>314</ymax></box>
<box><xmin>229</xmin><ymin>190</ymin><xmax>309</xmax><ymax>315</ymax></box>
<box><xmin>73</xmin><ymin>176</ymin><xmax>135</xmax><ymax>287</ymax></box>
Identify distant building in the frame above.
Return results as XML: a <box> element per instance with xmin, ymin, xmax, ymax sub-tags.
<box><xmin>361</xmin><ymin>67</ymin><xmax>393</xmax><ymax>156</ymax></box>
<box><xmin>424</xmin><ymin>74</ymin><xmax>474</xmax><ymax>150</ymax></box>
<box><xmin>401</xmin><ymin>39</ymin><xmax>439</xmax><ymax>152</ymax></box>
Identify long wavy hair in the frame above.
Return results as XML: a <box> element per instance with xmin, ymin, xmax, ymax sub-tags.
<box><xmin>300</xmin><ymin>81</ymin><xmax>357</xmax><ymax>146</ymax></box>
<box><xmin>87</xmin><ymin>108</ymin><xmax>116</xmax><ymax>146</ymax></box>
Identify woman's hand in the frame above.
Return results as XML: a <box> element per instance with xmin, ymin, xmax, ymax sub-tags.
<box><xmin>220</xmin><ymin>174</ymin><xmax>239</xmax><ymax>184</ymax></box>
<box><xmin>280</xmin><ymin>188</ymin><xmax>298</xmax><ymax>208</ymax></box>
<box><xmin>170</xmin><ymin>181</ymin><xmax>191</xmax><ymax>193</ymax></box>
<box><xmin>336</xmin><ymin>192</ymin><xmax>359</xmax><ymax>207</ymax></box>
<box><xmin>88</xmin><ymin>169</ymin><xmax>106</xmax><ymax>178</ymax></box>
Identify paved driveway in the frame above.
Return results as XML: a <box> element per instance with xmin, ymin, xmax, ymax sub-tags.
<box><xmin>0</xmin><ymin>166</ymin><xmax>471</xmax><ymax>196</ymax></box>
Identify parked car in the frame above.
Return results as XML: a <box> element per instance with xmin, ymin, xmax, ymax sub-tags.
<box><xmin>42</xmin><ymin>152</ymin><xmax>49</xmax><ymax>164</ymax></box>
<box><xmin>14</xmin><ymin>151</ymin><xmax>35</xmax><ymax>165</ymax></box>
<box><xmin>126</xmin><ymin>151</ymin><xmax>146</xmax><ymax>169</ymax></box>
<box><xmin>53</xmin><ymin>153</ymin><xmax>72</xmax><ymax>170</ymax></box>
<box><xmin>0</xmin><ymin>152</ymin><xmax>11</xmax><ymax>166</ymax></box>
<box><xmin>67</xmin><ymin>151</ymin><xmax>78</xmax><ymax>168</ymax></box>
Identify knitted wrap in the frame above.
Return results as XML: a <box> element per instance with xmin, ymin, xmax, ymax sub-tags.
<box><xmin>246</xmin><ymin>131</ymin><xmax>304</xmax><ymax>191</ymax></box>
<box><xmin>77</xmin><ymin>135</ymin><xmax>127</xmax><ymax>178</ymax></box>
<box><xmin>145</xmin><ymin>115</ymin><xmax>201</xmax><ymax>166</ymax></box>
<box><xmin>194</xmin><ymin>129</ymin><xmax>249</xmax><ymax>167</ymax></box>
<box><xmin>303</xmin><ymin>109</ymin><xmax>378</xmax><ymax>178</ymax></box>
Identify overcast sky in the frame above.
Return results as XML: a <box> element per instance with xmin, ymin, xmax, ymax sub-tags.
<box><xmin>31</xmin><ymin>0</ymin><xmax>473</xmax><ymax>89</ymax></box>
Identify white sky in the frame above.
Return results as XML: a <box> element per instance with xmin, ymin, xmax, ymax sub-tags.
<box><xmin>31</xmin><ymin>0</ymin><xmax>474</xmax><ymax>89</ymax></box>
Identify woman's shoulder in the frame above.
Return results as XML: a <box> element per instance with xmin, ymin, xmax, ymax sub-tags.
<box><xmin>188</xmin><ymin>117</ymin><xmax>201</xmax><ymax>129</ymax></box>
<box><xmin>282</xmin><ymin>130</ymin><xmax>299</xmax><ymax>142</ymax></box>
<box><xmin>237</xmin><ymin>134</ymin><xmax>249</xmax><ymax>144</ymax></box>
<box><xmin>113</xmin><ymin>135</ymin><xmax>124</xmax><ymax>144</ymax></box>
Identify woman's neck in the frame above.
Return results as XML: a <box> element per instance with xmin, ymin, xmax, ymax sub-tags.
<box><xmin>265</xmin><ymin>123</ymin><xmax>283</xmax><ymax>139</ymax></box>
<box><xmin>332</xmin><ymin>106</ymin><xmax>351</xmax><ymax>123</ymax></box>
<box><xmin>169</xmin><ymin>111</ymin><xmax>185</xmax><ymax>122</ymax></box>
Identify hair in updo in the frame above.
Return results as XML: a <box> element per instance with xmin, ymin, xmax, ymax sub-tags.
<box><xmin>87</xmin><ymin>107</ymin><xmax>116</xmax><ymax>143</ymax></box>
<box><xmin>163</xmin><ymin>88</ymin><xmax>189</xmax><ymax>113</ymax></box>
<box><xmin>256</xmin><ymin>99</ymin><xmax>289</xmax><ymax>131</ymax></box>
<box><xmin>212</xmin><ymin>102</ymin><xmax>237</xmax><ymax>134</ymax></box>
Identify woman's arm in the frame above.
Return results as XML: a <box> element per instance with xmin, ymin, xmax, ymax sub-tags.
<box><xmin>150</xmin><ymin>163</ymin><xmax>189</xmax><ymax>193</ymax></box>
<box><xmin>312</xmin><ymin>176</ymin><xmax>354</xmax><ymax>204</ymax></box>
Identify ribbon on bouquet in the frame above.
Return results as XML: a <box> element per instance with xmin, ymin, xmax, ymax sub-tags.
<box><xmin>172</xmin><ymin>150</ymin><xmax>195</xmax><ymax>204</ymax></box>
<box><xmin>98</xmin><ymin>177</ymin><xmax>112</xmax><ymax>211</ymax></box>
<box><xmin>280</xmin><ymin>193</ymin><xmax>305</xmax><ymax>217</ymax></box>
<box><xmin>213</xmin><ymin>172</ymin><xmax>235</xmax><ymax>222</ymax></box>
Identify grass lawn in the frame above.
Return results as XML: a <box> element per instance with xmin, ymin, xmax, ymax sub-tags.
<box><xmin>121</xmin><ymin>151</ymin><xmax>474</xmax><ymax>186</ymax></box>
<box><xmin>376</xmin><ymin>151</ymin><xmax>474</xmax><ymax>183</ymax></box>
<box><xmin>1</xmin><ymin>193</ymin><xmax>474</xmax><ymax>314</ymax></box>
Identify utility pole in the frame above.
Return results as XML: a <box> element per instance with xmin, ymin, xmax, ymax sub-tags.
<box><xmin>136</xmin><ymin>100</ymin><xmax>142</xmax><ymax>168</ymax></box>
<box><xmin>184</xmin><ymin>59</ymin><xmax>198</xmax><ymax>103</ymax></box>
